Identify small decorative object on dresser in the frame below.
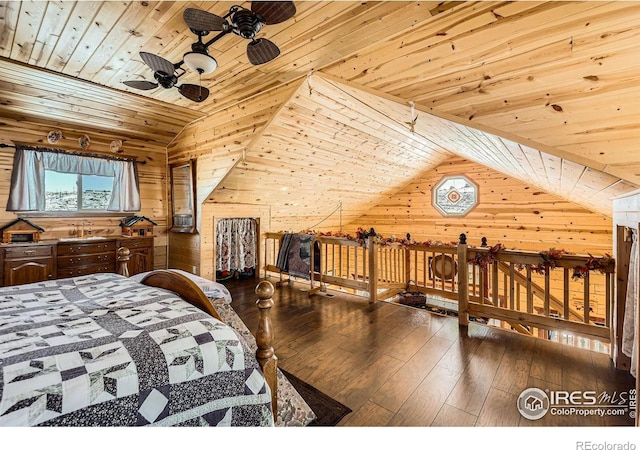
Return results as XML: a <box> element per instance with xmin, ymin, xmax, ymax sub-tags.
<box><xmin>0</xmin><ymin>218</ymin><xmax>44</xmax><ymax>243</ymax></box>
<box><xmin>120</xmin><ymin>215</ymin><xmax>157</xmax><ymax>237</ymax></box>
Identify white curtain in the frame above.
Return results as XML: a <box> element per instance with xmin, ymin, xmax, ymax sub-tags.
<box><xmin>7</xmin><ymin>147</ymin><xmax>141</xmax><ymax>211</ymax></box>
<box><xmin>622</xmin><ymin>229</ymin><xmax>638</xmax><ymax>377</ymax></box>
<box><xmin>216</xmin><ymin>218</ymin><xmax>257</xmax><ymax>272</ymax></box>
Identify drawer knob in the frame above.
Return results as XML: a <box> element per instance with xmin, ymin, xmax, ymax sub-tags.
<box><xmin>23</xmin><ymin>250</ymin><xmax>36</xmax><ymax>255</ymax></box>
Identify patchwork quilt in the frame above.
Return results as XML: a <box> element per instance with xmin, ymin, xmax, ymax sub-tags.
<box><xmin>0</xmin><ymin>273</ymin><xmax>273</xmax><ymax>427</ymax></box>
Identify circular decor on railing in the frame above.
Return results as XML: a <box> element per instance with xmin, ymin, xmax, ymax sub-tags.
<box><xmin>109</xmin><ymin>139</ymin><xmax>123</xmax><ymax>153</ymax></box>
<box><xmin>78</xmin><ymin>134</ymin><xmax>91</xmax><ymax>150</ymax></box>
<box><xmin>47</xmin><ymin>130</ymin><xmax>63</xmax><ymax>144</ymax></box>
<box><xmin>431</xmin><ymin>254</ymin><xmax>457</xmax><ymax>280</ymax></box>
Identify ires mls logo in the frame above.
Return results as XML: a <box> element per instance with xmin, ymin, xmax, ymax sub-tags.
<box><xmin>517</xmin><ymin>388</ymin><xmax>550</xmax><ymax>420</ymax></box>
<box><xmin>517</xmin><ymin>388</ymin><xmax>636</xmax><ymax>420</ymax></box>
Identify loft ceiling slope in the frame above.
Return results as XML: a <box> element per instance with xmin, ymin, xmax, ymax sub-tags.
<box><xmin>310</xmin><ymin>73</ymin><xmax>640</xmax><ymax>218</ymax></box>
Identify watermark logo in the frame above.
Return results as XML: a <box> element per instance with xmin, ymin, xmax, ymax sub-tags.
<box><xmin>517</xmin><ymin>387</ymin><xmax>550</xmax><ymax>420</ymax></box>
<box><xmin>517</xmin><ymin>388</ymin><xmax>636</xmax><ymax>420</ymax></box>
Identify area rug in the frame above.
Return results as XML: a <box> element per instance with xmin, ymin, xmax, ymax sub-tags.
<box><xmin>280</xmin><ymin>369</ymin><xmax>352</xmax><ymax>426</ymax></box>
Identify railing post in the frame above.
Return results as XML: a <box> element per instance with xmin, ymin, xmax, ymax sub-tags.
<box><xmin>368</xmin><ymin>234</ymin><xmax>377</xmax><ymax>303</ymax></box>
<box><xmin>480</xmin><ymin>237</ymin><xmax>489</xmax><ymax>301</ymax></box>
<box><xmin>405</xmin><ymin>233</ymin><xmax>411</xmax><ymax>289</ymax></box>
<box><xmin>310</xmin><ymin>236</ymin><xmax>316</xmax><ymax>291</ymax></box>
<box><xmin>457</xmin><ymin>233</ymin><xmax>469</xmax><ymax>327</ymax></box>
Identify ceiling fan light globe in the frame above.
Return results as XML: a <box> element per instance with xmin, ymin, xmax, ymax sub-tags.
<box><xmin>183</xmin><ymin>51</ymin><xmax>218</xmax><ymax>74</ymax></box>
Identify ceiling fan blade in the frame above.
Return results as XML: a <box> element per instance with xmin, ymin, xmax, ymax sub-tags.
<box><xmin>178</xmin><ymin>84</ymin><xmax>210</xmax><ymax>102</ymax></box>
<box><xmin>123</xmin><ymin>80</ymin><xmax>159</xmax><ymax>90</ymax></box>
<box><xmin>140</xmin><ymin>51</ymin><xmax>175</xmax><ymax>76</ymax></box>
<box><xmin>246</xmin><ymin>38</ymin><xmax>280</xmax><ymax>65</ymax></box>
<box><xmin>183</xmin><ymin>8</ymin><xmax>226</xmax><ymax>32</ymax></box>
<box><xmin>251</xmin><ymin>1</ymin><xmax>296</xmax><ymax>25</ymax></box>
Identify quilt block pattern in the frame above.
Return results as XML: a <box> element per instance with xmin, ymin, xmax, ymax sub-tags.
<box><xmin>0</xmin><ymin>274</ymin><xmax>273</xmax><ymax>427</ymax></box>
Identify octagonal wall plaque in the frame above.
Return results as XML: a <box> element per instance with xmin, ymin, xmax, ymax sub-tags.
<box><xmin>432</xmin><ymin>175</ymin><xmax>479</xmax><ymax>217</ymax></box>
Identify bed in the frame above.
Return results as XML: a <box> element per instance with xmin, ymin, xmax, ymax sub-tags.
<box><xmin>0</xmin><ymin>266</ymin><xmax>281</xmax><ymax>426</ymax></box>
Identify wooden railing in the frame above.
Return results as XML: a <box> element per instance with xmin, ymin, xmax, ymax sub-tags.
<box><xmin>459</xmin><ymin>235</ymin><xmax>614</xmax><ymax>344</ymax></box>
<box><xmin>264</xmin><ymin>232</ymin><xmax>615</xmax><ymax>345</ymax></box>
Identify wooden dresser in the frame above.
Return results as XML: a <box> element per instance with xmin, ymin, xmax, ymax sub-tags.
<box><xmin>0</xmin><ymin>242</ymin><xmax>56</xmax><ymax>287</ymax></box>
<box><xmin>57</xmin><ymin>240</ymin><xmax>118</xmax><ymax>279</ymax></box>
<box><xmin>0</xmin><ymin>236</ymin><xmax>154</xmax><ymax>286</ymax></box>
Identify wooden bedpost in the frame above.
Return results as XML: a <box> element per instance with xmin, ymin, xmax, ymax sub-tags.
<box><xmin>117</xmin><ymin>247</ymin><xmax>130</xmax><ymax>277</ymax></box>
<box><xmin>255</xmin><ymin>280</ymin><xmax>278</xmax><ymax>419</ymax></box>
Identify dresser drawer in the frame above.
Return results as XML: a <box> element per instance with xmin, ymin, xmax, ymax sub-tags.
<box><xmin>117</xmin><ymin>238</ymin><xmax>152</xmax><ymax>250</ymax></box>
<box><xmin>57</xmin><ymin>263</ymin><xmax>116</xmax><ymax>279</ymax></box>
<box><xmin>57</xmin><ymin>252</ymin><xmax>115</xmax><ymax>269</ymax></box>
<box><xmin>4</xmin><ymin>245</ymin><xmax>53</xmax><ymax>259</ymax></box>
<box><xmin>57</xmin><ymin>241</ymin><xmax>116</xmax><ymax>256</ymax></box>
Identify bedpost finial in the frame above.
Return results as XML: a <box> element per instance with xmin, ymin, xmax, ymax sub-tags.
<box><xmin>256</xmin><ymin>280</ymin><xmax>274</xmax><ymax>299</ymax></box>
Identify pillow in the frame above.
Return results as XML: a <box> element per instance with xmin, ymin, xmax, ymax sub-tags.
<box><xmin>130</xmin><ymin>269</ymin><xmax>232</xmax><ymax>303</ymax></box>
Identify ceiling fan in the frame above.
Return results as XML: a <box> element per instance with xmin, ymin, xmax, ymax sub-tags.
<box><xmin>123</xmin><ymin>1</ymin><xmax>296</xmax><ymax>103</ymax></box>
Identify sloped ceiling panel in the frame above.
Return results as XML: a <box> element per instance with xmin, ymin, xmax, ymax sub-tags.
<box><xmin>0</xmin><ymin>58</ymin><xmax>204</xmax><ymax>146</ymax></box>
<box><xmin>319</xmin><ymin>75</ymin><xmax>639</xmax><ymax>217</ymax></box>
<box><xmin>207</xmin><ymin>75</ymin><xmax>453</xmax><ymax>231</ymax></box>
<box><xmin>208</xmin><ymin>74</ymin><xmax>639</xmax><ymax>223</ymax></box>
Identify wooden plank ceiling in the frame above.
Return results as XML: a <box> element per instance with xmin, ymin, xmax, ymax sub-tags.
<box><xmin>1</xmin><ymin>1</ymin><xmax>639</xmax><ymax>217</ymax></box>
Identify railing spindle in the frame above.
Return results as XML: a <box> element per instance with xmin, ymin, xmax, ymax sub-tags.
<box><xmin>584</xmin><ymin>271</ymin><xmax>590</xmax><ymax>323</ymax></box>
<box><xmin>544</xmin><ymin>271</ymin><xmax>551</xmax><ymax>317</ymax></box>
<box><xmin>564</xmin><ymin>268</ymin><xmax>570</xmax><ymax>320</ymax></box>
<box><xmin>526</xmin><ymin>266</ymin><xmax>533</xmax><ymax>314</ymax></box>
<box><xmin>492</xmin><ymin>262</ymin><xmax>499</xmax><ymax>306</ymax></box>
<box><xmin>509</xmin><ymin>263</ymin><xmax>515</xmax><ymax>310</ymax></box>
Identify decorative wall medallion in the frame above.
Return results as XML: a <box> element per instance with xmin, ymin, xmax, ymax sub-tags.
<box><xmin>432</xmin><ymin>175</ymin><xmax>479</xmax><ymax>217</ymax></box>
<box><xmin>110</xmin><ymin>139</ymin><xmax>123</xmax><ymax>153</ymax></box>
<box><xmin>47</xmin><ymin>130</ymin><xmax>63</xmax><ymax>144</ymax></box>
<box><xmin>78</xmin><ymin>134</ymin><xmax>91</xmax><ymax>150</ymax></box>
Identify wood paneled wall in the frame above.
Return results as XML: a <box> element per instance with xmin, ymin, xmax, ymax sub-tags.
<box><xmin>0</xmin><ymin>116</ymin><xmax>168</xmax><ymax>269</ymax></box>
<box><xmin>354</xmin><ymin>156</ymin><xmax>613</xmax><ymax>256</ymax></box>
<box><xmin>167</xmin><ymin>231</ymin><xmax>200</xmax><ymax>275</ymax></box>
<box><xmin>166</xmin><ymin>82</ymin><xmax>298</xmax><ymax>272</ymax></box>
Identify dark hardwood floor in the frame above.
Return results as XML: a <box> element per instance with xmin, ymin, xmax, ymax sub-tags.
<box><xmin>222</xmin><ymin>276</ymin><xmax>636</xmax><ymax>427</ymax></box>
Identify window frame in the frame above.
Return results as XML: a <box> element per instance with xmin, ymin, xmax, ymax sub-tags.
<box><xmin>44</xmin><ymin>170</ymin><xmax>116</xmax><ymax>213</ymax></box>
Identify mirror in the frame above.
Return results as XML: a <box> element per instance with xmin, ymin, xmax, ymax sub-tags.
<box><xmin>170</xmin><ymin>160</ymin><xmax>197</xmax><ymax>233</ymax></box>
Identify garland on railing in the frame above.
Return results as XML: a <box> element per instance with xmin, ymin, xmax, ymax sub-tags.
<box><xmin>298</xmin><ymin>227</ymin><xmax>457</xmax><ymax>248</ymax></box>
<box><xmin>279</xmin><ymin>228</ymin><xmax>614</xmax><ymax>280</ymax></box>
<box><xmin>467</xmin><ymin>244</ymin><xmax>614</xmax><ymax>280</ymax></box>
<box><xmin>571</xmin><ymin>253</ymin><xmax>614</xmax><ymax>280</ymax></box>
<box><xmin>468</xmin><ymin>243</ymin><xmax>505</xmax><ymax>268</ymax></box>
<box><xmin>530</xmin><ymin>248</ymin><xmax>574</xmax><ymax>275</ymax></box>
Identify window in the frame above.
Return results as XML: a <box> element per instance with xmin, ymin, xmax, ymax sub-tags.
<box><xmin>432</xmin><ymin>175</ymin><xmax>478</xmax><ymax>217</ymax></box>
<box><xmin>44</xmin><ymin>171</ymin><xmax>114</xmax><ymax>211</ymax></box>
<box><xmin>7</xmin><ymin>147</ymin><xmax>141</xmax><ymax>213</ymax></box>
